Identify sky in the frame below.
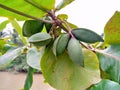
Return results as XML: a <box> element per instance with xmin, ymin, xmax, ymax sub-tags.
<box><xmin>0</xmin><ymin>0</ymin><xmax>120</xmax><ymax>34</ymax></box>
<box><xmin>56</xmin><ymin>0</ymin><xmax>120</xmax><ymax>34</ymax></box>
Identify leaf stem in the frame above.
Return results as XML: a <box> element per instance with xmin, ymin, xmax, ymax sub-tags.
<box><xmin>95</xmin><ymin>49</ymin><xmax>120</xmax><ymax>61</ymax></box>
<box><xmin>62</xmin><ymin>20</ymin><xmax>74</xmax><ymax>38</ymax></box>
<box><xmin>80</xmin><ymin>42</ymin><xmax>120</xmax><ymax>61</ymax></box>
<box><xmin>59</xmin><ymin>24</ymin><xmax>68</xmax><ymax>32</ymax></box>
<box><xmin>80</xmin><ymin>42</ymin><xmax>97</xmax><ymax>53</ymax></box>
<box><xmin>80</xmin><ymin>42</ymin><xmax>90</xmax><ymax>49</ymax></box>
<box><xmin>24</xmin><ymin>0</ymin><xmax>49</xmax><ymax>13</ymax></box>
<box><xmin>0</xmin><ymin>4</ymin><xmax>53</xmax><ymax>24</ymax></box>
<box><xmin>47</xmin><ymin>10</ymin><xmax>68</xmax><ymax>32</ymax></box>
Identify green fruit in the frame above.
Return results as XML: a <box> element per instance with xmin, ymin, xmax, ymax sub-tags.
<box><xmin>28</xmin><ymin>32</ymin><xmax>52</xmax><ymax>46</ymax></box>
<box><xmin>72</xmin><ymin>28</ymin><xmax>104</xmax><ymax>43</ymax></box>
<box><xmin>67</xmin><ymin>38</ymin><xmax>84</xmax><ymax>66</ymax></box>
<box><xmin>53</xmin><ymin>33</ymin><xmax>70</xmax><ymax>56</ymax></box>
<box><xmin>22</xmin><ymin>20</ymin><xmax>44</xmax><ymax>37</ymax></box>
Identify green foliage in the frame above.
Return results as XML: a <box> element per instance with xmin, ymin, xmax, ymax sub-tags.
<box><xmin>8</xmin><ymin>18</ymin><xmax>26</xmax><ymax>44</ymax></box>
<box><xmin>0</xmin><ymin>0</ymin><xmax>55</xmax><ymax>20</ymax></box>
<box><xmin>57</xmin><ymin>14</ymin><xmax>68</xmax><ymax>20</ymax></box>
<box><xmin>0</xmin><ymin>0</ymin><xmax>120</xmax><ymax>90</ymax></box>
<box><xmin>24</xmin><ymin>67</ymin><xmax>34</xmax><ymax>90</ymax></box>
<box><xmin>104</xmin><ymin>11</ymin><xmax>120</xmax><ymax>44</ymax></box>
<box><xmin>6</xmin><ymin>54</ymin><xmax>28</xmax><ymax>72</ymax></box>
<box><xmin>0</xmin><ymin>40</ymin><xmax>6</xmax><ymax>51</ymax></box>
<box><xmin>1</xmin><ymin>44</ymin><xmax>12</xmax><ymax>54</ymax></box>
<box><xmin>41</xmin><ymin>47</ymin><xmax>100</xmax><ymax>90</ymax></box>
<box><xmin>56</xmin><ymin>0</ymin><xmax>74</xmax><ymax>10</ymax></box>
<box><xmin>27</xmin><ymin>47</ymin><xmax>44</xmax><ymax>70</ymax></box>
<box><xmin>97</xmin><ymin>45</ymin><xmax>120</xmax><ymax>83</ymax></box>
<box><xmin>0</xmin><ymin>47</ymin><xmax>24</xmax><ymax>69</ymax></box>
<box><xmin>90</xmin><ymin>79</ymin><xmax>120</xmax><ymax>90</ymax></box>
<box><xmin>0</xmin><ymin>20</ymin><xmax>10</xmax><ymax>31</ymax></box>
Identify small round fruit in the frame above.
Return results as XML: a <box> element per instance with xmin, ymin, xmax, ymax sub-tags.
<box><xmin>22</xmin><ymin>20</ymin><xmax>44</xmax><ymax>37</ymax></box>
<box><xmin>28</xmin><ymin>32</ymin><xmax>52</xmax><ymax>46</ymax></box>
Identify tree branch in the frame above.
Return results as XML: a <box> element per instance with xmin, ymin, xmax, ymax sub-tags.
<box><xmin>0</xmin><ymin>4</ymin><xmax>53</xmax><ymax>24</ymax></box>
<box><xmin>62</xmin><ymin>20</ymin><xmax>74</xmax><ymax>37</ymax></box>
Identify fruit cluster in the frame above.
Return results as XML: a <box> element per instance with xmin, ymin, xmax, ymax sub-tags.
<box><xmin>22</xmin><ymin>19</ymin><xmax>103</xmax><ymax>67</ymax></box>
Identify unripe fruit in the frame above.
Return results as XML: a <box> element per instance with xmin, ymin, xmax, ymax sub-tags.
<box><xmin>22</xmin><ymin>20</ymin><xmax>44</xmax><ymax>37</ymax></box>
<box><xmin>28</xmin><ymin>32</ymin><xmax>52</xmax><ymax>46</ymax></box>
<box><xmin>72</xmin><ymin>28</ymin><xmax>104</xmax><ymax>43</ymax></box>
<box><xmin>67</xmin><ymin>38</ymin><xmax>84</xmax><ymax>66</ymax></box>
<box><xmin>53</xmin><ymin>33</ymin><xmax>70</xmax><ymax>56</ymax></box>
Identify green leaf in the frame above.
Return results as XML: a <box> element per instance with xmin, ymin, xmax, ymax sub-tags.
<box><xmin>104</xmin><ymin>11</ymin><xmax>120</xmax><ymax>44</ymax></box>
<box><xmin>67</xmin><ymin>22</ymin><xmax>78</xmax><ymax>29</ymax></box>
<box><xmin>24</xmin><ymin>67</ymin><xmax>34</xmax><ymax>90</ymax></box>
<box><xmin>97</xmin><ymin>45</ymin><xmax>120</xmax><ymax>83</ymax></box>
<box><xmin>41</xmin><ymin>47</ymin><xmax>101</xmax><ymax>90</ymax></box>
<box><xmin>62</xmin><ymin>21</ymin><xmax>78</xmax><ymax>29</ymax></box>
<box><xmin>0</xmin><ymin>47</ymin><xmax>24</xmax><ymax>69</ymax></box>
<box><xmin>1</xmin><ymin>44</ymin><xmax>13</xmax><ymax>54</ymax></box>
<box><xmin>57</xmin><ymin>14</ymin><xmax>68</xmax><ymax>20</ymax></box>
<box><xmin>32</xmin><ymin>0</ymin><xmax>55</xmax><ymax>10</ymax></box>
<box><xmin>9</xmin><ymin>18</ymin><xmax>27</xmax><ymax>44</ymax></box>
<box><xmin>0</xmin><ymin>0</ymin><xmax>55</xmax><ymax>20</ymax></box>
<box><xmin>0</xmin><ymin>20</ymin><xmax>10</xmax><ymax>31</ymax></box>
<box><xmin>56</xmin><ymin>0</ymin><xmax>74</xmax><ymax>11</ymax></box>
<box><xmin>90</xmin><ymin>79</ymin><xmax>120</xmax><ymax>90</ymax></box>
<box><xmin>0</xmin><ymin>40</ymin><xmax>6</xmax><ymax>50</ymax></box>
<box><xmin>27</xmin><ymin>47</ymin><xmax>44</xmax><ymax>70</ymax></box>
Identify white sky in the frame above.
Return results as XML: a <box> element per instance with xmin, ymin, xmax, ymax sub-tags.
<box><xmin>56</xmin><ymin>0</ymin><xmax>120</xmax><ymax>34</ymax></box>
<box><xmin>0</xmin><ymin>0</ymin><xmax>120</xmax><ymax>34</ymax></box>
